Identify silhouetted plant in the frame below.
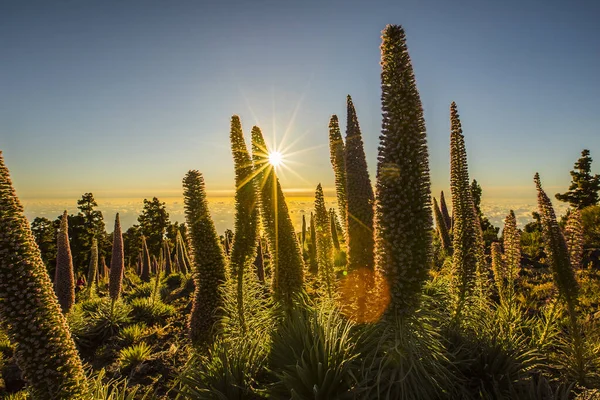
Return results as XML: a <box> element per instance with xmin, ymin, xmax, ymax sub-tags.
<box><xmin>329</xmin><ymin>114</ymin><xmax>347</xmax><ymax>233</ymax></box>
<box><xmin>535</xmin><ymin>173</ymin><xmax>588</xmax><ymax>383</ymax></box>
<box><xmin>503</xmin><ymin>210</ymin><xmax>520</xmax><ymax>298</ymax></box>
<box><xmin>109</xmin><ymin>213</ymin><xmax>125</xmax><ymax>301</ymax></box>
<box><xmin>564</xmin><ymin>209</ymin><xmax>584</xmax><ymax>269</ymax></box>
<box><xmin>0</xmin><ymin>151</ymin><xmax>88</xmax><ymax>398</ymax></box>
<box><xmin>251</xmin><ymin>126</ymin><xmax>304</xmax><ymax>305</ymax></box>
<box><xmin>301</xmin><ymin>214</ymin><xmax>306</xmax><ymax>247</ymax></box>
<box><xmin>345</xmin><ymin>95</ymin><xmax>375</xmax><ymax>272</ymax></box>
<box><xmin>555</xmin><ymin>149</ymin><xmax>600</xmax><ymax>209</ymax></box>
<box><xmin>440</xmin><ymin>190</ymin><xmax>452</xmax><ymax>231</ymax></box>
<box><xmin>140</xmin><ymin>235</ymin><xmax>151</xmax><ymax>282</ymax></box>
<box><xmin>330</xmin><ymin>209</ymin><xmax>341</xmax><ymax>250</ymax></box>
<box><xmin>163</xmin><ymin>241</ymin><xmax>172</xmax><ymax>275</ymax></box>
<box><xmin>315</xmin><ymin>183</ymin><xmax>335</xmax><ymax>297</ymax></box>
<box><xmin>184</xmin><ymin>170</ymin><xmax>227</xmax><ymax>345</ymax></box>
<box><xmin>55</xmin><ymin>210</ymin><xmax>76</xmax><ymax>313</ymax></box>
<box><xmin>87</xmin><ymin>237</ymin><xmax>98</xmax><ymax>291</ymax></box>
<box><xmin>449</xmin><ymin>102</ymin><xmax>480</xmax><ymax>322</ymax></box>
<box><xmin>309</xmin><ymin>212</ymin><xmax>318</xmax><ymax>274</ymax></box>
<box><xmin>433</xmin><ymin>197</ymin><xmax>452</xmax><ymax>254</ymax></box>
<box><xmin>254</xmin><ymin>237</ymin><xmax>265</xmax><ymax>283</ymax></box>
<box><xmin>375</xmin><ymin>25</ymin><xmax>433</xmax><ymax>316</ymax></box>
<box><xmin>229</xmin><ymin>115</ymin><xmax>259</xmax><ymax>331</ymax></box>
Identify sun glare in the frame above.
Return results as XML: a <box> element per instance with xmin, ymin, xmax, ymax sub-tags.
<box><xmin>268</xmin><ymin>151</ymin><xmax>283</xmax><ymax>167</ymax></box>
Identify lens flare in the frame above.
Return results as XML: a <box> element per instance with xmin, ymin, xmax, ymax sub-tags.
<box><xmin>268</xmin><ymin>151</ymin><xmax>283</xmax><ymax>167</ymax></box>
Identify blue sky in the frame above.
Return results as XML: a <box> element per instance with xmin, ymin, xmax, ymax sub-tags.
<box><xmin>1</xmin><ymin>0</ymin><xmax>599</xmax><ymax>204</ymax></box>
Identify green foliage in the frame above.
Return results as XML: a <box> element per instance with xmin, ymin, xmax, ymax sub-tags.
<box><xmin>119</xmin><ymin>342</ymin><xmax>152</xmax><ymax>370</ymax></box>
<box><xmin>109</xmin><ymin>213</ymin><xmax>125</xmax><ymax>301</ymax></box>
<box><xmin>581</xmin><ymin>205</ymin><xmax>600</xmax><ymax>248</ymax></box>
<box><xmin>138</xmin><ymin>197</ymin><xmax>170</xmax><ymax>257</ymax></box>
<box><xmin>269</xmin><ymin>300</ymin><xmax>360</xmax><ymax>399</ymax></box>
<box><xmin>119</xmin><ymin>323</ymin><xmax>148</xmax><ymax>345</ymax></box>
<box><xmin>328</xmin><ymin>114</ymin><xmax>347</xmax><ymax>233</ymax></box>
<box><xmin>251</xmin><ymin>126</ymin><xmax>304</xmax><ymax>305</ymax></box>
<box><xmin>0</xmin><ymin>152</ymin><xmax>88</xmax><ymax>398</ymax></box>
<box><xmin>179</xmin><ymin>339</ymin><xmax>266</xmax><ymax>400</ymax></box>
<box><xmin>89</xmin><ymin>368</ymin><xmax>150</xmax><ymax>400</ymax></box>
<box><xmin>345</xmin><ymin>95</ymin><xmax>375</xmax><ymax>272</ymax></box>
<box><xmin>30</xmin><ymin>216</ymin><xmax>57</xmax><ymax>275</ymax></box>
<box><xmin>449</xmin><ymin>102</ymin><xmax>481</xmax><ymax>321</ymax></box>
<box><xmin>69</xmin><ymin>298</ymin><xmax>132</xmax><ymax>347</ymax></box>
<box><xmin>184</xmin><ymin>169</ymin><xmax>227</xmax><ymax>345</ymax></box>
<box><xmin>556</xmin><ymin>149</ymin><xmax>600</xmax><ymax>209</ymax></box>
<box><xmin>357</xmin><ymin>308</ymin><xmax>453</xmax><ymax>400</ymax></box>
<box><xmin>129</xmin><ymin>297</ymin><xmax>175</xmax><ymax>325</ymax></box>
<box><xmin>376</xmin><ymin>25</ymin><xmax>432</xmax><ymax>316</ymax></box>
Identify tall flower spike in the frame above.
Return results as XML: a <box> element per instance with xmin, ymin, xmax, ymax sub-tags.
<box><xmin>433</xmin><ymin>197</ymin><xmax>452</xmax><ymax>254</ymax></box>
<box><xmin>0</xmin><ymin>151</ymin><xmax>88</xmax><ymax>398</ymax></box>
<box><xmin>564</xmin><ymin>209</ymin><xmax>584</xmax><ymax>270</ymax></box>
<box><xmin>375</xmin><ymin>25</ymin><xmax>433</xmax><ymax>316</ymax></box>
<box><xmin>184</xmin><ymin>170</ymin><xmax>227</xmax><ymax>345</ymax></box>
<box><xmin>314</xmin><ymin>184</ymin><xmax>335</xmax><ymax>297</ymax></box>
<box><xmin>309</xmin><ymin>212</ymin><xmax>318</xmax><ymax>274</ymax></box>
<box><xmin>440</xmin><ymin>190</ymin><xmax>452</xmax><ymax>231</ymax></box>
<box><xmin>330</xmin><ymin>209</ymin><xmax>341</xmax><ymax>250</ymax></box>
<box><xmin>535</xmin><ymin>173</ymin><xmax>579</xmax><ymax>304</ymax></box>
<box><xmin>329</xmin><ymin>115</ymin><xmax>347</xmax><ymax>233</ymax></box>
<box><xmin>55</xmin><ymin>210</ymin><xmax>75</xmax><ymax>313</ymax></box>
<box><xmin>503</xmin><ymin>210</ymin><xmax>521</xmax><ymax>285</ymax></box>
<box><xmin>490</xmin><ymin>242</ymin><xmax>506</xmax><ymax>301</ymax></box>
<box><xmin>87</xmin><ymin>237</ymin><xmax>98</xmax><ymax>290</ymax></box>
<box><xmin>345</xmin><ymin>95</ymin><xmax>375</xmax><ymax>272</ymax></box>
<box><xmin>449</xmin><ymin>102</ymin><xmax>480</xmax><ymax>320</ymax></box>
<box><xmin>251</xmin><ymin>126</ymin><xmax>304</xmax><ymax>304</ymax></box>
<box><xmin>301</xmin><ymin>214</ymin><xmax>307</xmax><ymax>247</ymax></box>
<box><xmin>140</xmin><ymin>235</ymin><xmax>151</xmax><ymax>282</ymax></box>
<box><xmin>109</xmin><ymin>213</ymin><xmax>125</xmax><ymax>301</ymax></box>
<box><xmin>163</xmin><ymin>241</ymin><xmax>172</xmax><ymax>275</ymax></box>
<box><xmin>229</xmin><ymin>115</ymin><xmax>259</xmax><ymax>330</ymax></box>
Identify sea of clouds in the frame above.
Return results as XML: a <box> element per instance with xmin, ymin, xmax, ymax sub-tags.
<box><xmin>21</xmin><ymin>196</ymin><xmax>569</xmax><ymax>235</ymax></box>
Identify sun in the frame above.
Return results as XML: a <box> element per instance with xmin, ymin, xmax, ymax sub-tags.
<box><xmin>268</xmin><ymin>151</ymin><xmax>283</xmax><ymax>167</ymax></box>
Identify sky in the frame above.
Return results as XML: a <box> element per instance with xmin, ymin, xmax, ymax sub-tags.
<box><xmin>1</xmin><ymin>0</ymin><xmax>598</xmax><ymax>228</ymax></box>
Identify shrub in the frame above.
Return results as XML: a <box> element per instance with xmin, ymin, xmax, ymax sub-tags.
<box><xmin>129</xmin><ymin>297</ymin><xmax>174</xmax><ymax>325</ymax></box>
<box><xmin>119</xmin><ymin>342</ymin><xmax>152</xmax><ymax>370</ymax></box>
<box><xmin>120</xmin><ymin>323</ymin><xmax>148</xmax><ymax>345</ymax></box>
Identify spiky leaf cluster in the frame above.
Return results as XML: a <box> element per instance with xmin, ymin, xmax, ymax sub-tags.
<box><xmin>345</xmin><ymin>95</ymin><xmax>375</xmax><ymax>273</ymax></box>
<box><xmin>375</xmin><ymin>25</ymin><xmax>432</xmax><ymax>316</ymax></box>
<box><xmin>314</xmin><ymin>184</ymin><xmax>335</xmax><ymax>297</ymax></box>
<box><xmin>109</xmin><ymin>213</ymin><xmax>125</xmax><ymax>301</ymax></box>
<box><xmin>433</xmin><ymin>197</ymin><xmax>451</xmax><ymax>253</ymax></box>
<box><xmin>0</xmin><ymin>152</ymin><xmax>88</xmax><ymax>398</ymax></box>
<box><xmin>251</xmin><ymin>126</ymin><xmax>304</xmax><ymax>304</ymax></box>
<box><xmin>55</xmin><ymin>210</ymin><xmax>75</xmax><ymax>313</ymax></box>
<box><xmin>328</xmin><ymin>114</ymin><xmax>347</xmax><ymax>232</ymax></box>
<box><xmin>184</xmin><ymin>170</ymin><xmax>227</xmax><ymax>345</ymax></box>
<box><xmin>449</xmin><ymin>102</ymin><xmax>480</xmax><ymax>317</ymax></box>
<box><xmin>535</xmin><ymin>174</ymin><xmax>579</xmax><ymax>305</ymax></box>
